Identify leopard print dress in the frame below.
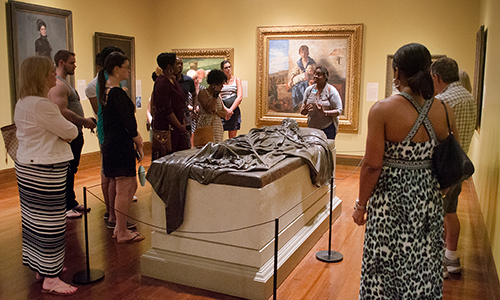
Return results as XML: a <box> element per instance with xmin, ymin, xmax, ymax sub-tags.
<box><xmin>359</xmin><ymin>93</ymin><xmax>444</xmax><ymax>299</ymax></box>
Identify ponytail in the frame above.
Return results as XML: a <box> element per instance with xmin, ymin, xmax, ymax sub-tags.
<box><xmin>407</xmin><ymin>69</ymin><xmax>434</xmax><ymax>100</ymax></box>
<box><xmin>97</xmin><ymin>69</ymin><xmax>107</xmax><ymax>107</ymax></box>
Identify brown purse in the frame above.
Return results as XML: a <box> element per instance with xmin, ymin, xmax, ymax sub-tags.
<box><xmin>1</xmin><ymin>124</ymin><xmax>18</xmax><ymax>163</ymax></box>
<box><xmin>193</xmin><ymin>115</ymin><xmax>215</xmax><ymax>147</ymax></box>
<box><xmin>152</xmin><ymin>127</ymin><xmax>172</xmax><ymax>157</ymax></box>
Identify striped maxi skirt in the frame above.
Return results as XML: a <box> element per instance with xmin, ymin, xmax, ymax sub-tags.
<box><xmin>15</xmin><ymin>161</ymin><xmax>69</xmax><ymax>277</ymax></box>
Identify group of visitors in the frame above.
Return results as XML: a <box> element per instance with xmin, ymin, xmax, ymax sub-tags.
<box><xmin>149</xmin><ymin>54</ymin><xmax>243</xmax><ymax>156</ymax></box>
<box><xmin>12</xmin><ymin>40</ymin><xmax>476</xmax><ymax>297</ymax></box>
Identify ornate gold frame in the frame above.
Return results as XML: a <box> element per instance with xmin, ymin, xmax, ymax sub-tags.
<box><xmin>172</xmin><ymin>47</ymin><xmax>234</xmax><ymax>71</ymax></box>
<box><xmin>256</xmin><ymin>24</ymin><xmax>363</xmax><ymax>132</ymax></box>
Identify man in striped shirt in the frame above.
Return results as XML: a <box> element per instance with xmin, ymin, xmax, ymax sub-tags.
<box><xmin>431</xmin><ymin>57</ymin><xmax>477</xmax><ymax>278</ymax></box>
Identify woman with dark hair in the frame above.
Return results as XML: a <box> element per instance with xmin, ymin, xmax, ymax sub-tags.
<box><xmin>151</xmin><ymin>52</ymin><xmax>190</xmax><ymax>159</ymax></box>
<box><xmin>15</xmin><ymin>56</ymin><xmax>78</xmax><ymax>295</ymax></box>
<box><xmin>300</xmin><ymin>66</ymin><xmax>343</xmax><ymax>139</ymax></box>
<box><xmin>194</xmin><ymin>69</ymin><xmax>231</xmax><ymax>145</ymax></box>
<box><xmin>35</xmin><ymin>19</ymin><xmax>52</xmax><ymax>57</ymax></box>
<box><xmin>220</xmin><ymin>60</ymin><xmax>241</xmax><ymax>138</ymax></box>
<box><xmin>352</xmin><ymin>43</ymin><xmax>458</xmax><ymax>299</ymax></box>
<box><xmin>98</xmin><ymin>51</ymin><xmax>144</xmax><ymax>243</ymax></box>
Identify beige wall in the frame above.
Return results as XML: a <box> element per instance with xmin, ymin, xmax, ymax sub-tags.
<box><xmin>0</xmin><ymin>0</ymin><xmax>158</xmax><ymax>170</ymax></box>
<box><xmin>474</xmin><ymin>0</ymin><xmax>500</xmax><ymax>277</ymax></box>
<box><xmin>2</xmin><ymin>0</ymin><xmax>498</xmax><ymax>275</ymax></box>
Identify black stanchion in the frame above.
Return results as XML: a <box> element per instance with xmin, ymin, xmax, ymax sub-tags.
<box><xmin>273</xmin><ymin>218</ymin><xmax>279</xmax><ymax>300</ymax></box>
<box><xmin>73</xmin><ymin>187</ymin><xmax>105</xmax><ymax>284</ymax></box>
<box><xmin>316</xmin><ymin>176</ymin><xmax>343</xmax><ymax>263</ymax></box>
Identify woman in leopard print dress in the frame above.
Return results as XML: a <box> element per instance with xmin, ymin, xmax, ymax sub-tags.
<box><xmin>352</xmin><ymin>43</ymin><xmax>459</xmax><ymax>299</ymax></box>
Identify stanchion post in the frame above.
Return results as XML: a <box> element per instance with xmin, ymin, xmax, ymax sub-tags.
<box><xmin>315</xmin><ymin>176</ymin><xmax>343</xmax><ymax>263</ymax></box>
<box><xmin>73</xmin><ymin>187</ymin><xmax>105</xmax><ymax>284</ymax></box>
<box><xmin>273</xmin><ymin>218</ymin><xmax>279</xmax><ymax>300</ymax></box>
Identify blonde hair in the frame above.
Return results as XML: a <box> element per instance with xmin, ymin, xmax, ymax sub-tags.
<box><xmin>19</xmin><ymin>56</ymin><xmax>54</xmax><ymax>98</ymax></box>
<box><xmin>459</xmin><ymin>70</ymin><xmax>472</xmax><ymax>93</ymax></box>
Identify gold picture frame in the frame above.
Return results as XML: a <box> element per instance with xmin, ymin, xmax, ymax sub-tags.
<box><xmin>256</xmin><ymin>24</ymin><xmax>363</xmax><ymax>132</ymax></box>
<box><xmin>172</xmin><ymin>48</ymin><xmax>234</xmax><ymax>87</ymax></box>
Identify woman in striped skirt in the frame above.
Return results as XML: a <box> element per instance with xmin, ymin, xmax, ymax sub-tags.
<box><xmin>14</xmin><ymin>56</ymin><xmax>79</xmax><ymax>295</ymax></box>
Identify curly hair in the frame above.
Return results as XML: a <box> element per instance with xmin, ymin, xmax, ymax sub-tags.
<box><xmin>207</xmin><ymin>69</ymin><xmax>227</xmax><ymax>86</ymax></box>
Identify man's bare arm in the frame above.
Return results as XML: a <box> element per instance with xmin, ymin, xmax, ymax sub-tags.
<box><xmin>48</xmin><ymin>80</ymin><xmax>96</xmax><ymax>129</ymax></box>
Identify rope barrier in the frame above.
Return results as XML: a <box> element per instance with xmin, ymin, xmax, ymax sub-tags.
<box><xmin>86</xmin><ymin>175</ymin><xmax>333</xmax><ymax>235</ymax></box>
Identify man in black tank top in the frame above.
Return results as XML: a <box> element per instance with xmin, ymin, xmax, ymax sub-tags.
<box><xmin>48</xmin><ymin>50</ymin><xmax>96</xmax><ymax>217</ymax></box>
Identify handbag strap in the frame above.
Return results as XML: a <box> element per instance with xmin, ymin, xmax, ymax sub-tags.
<box><xmin>439</xmin><ymin>100</ymin><xmax>452</xmax><ymax>135</ymax></box>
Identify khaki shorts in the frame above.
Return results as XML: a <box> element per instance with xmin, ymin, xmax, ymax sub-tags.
<box><xmin>443</xmin><ymin>181</ymin><xmax>463</xmax><ymax>214</ymax></box>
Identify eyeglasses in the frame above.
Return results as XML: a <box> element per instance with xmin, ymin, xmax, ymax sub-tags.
<box><xmin>121</xmin><ymin>65</ymin><xmax>130</xmax><ymax>70</ymax></box>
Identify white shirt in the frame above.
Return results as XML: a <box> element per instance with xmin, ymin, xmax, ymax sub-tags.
<box><xmin>14</xmin><ymin>96</ymin><xmax>78</xmax><ymax>164</ymax></box>
<box><xmin>85</xmin><ymin>75</ymin><xmax>98</xmax><ymax>99</ymax></box>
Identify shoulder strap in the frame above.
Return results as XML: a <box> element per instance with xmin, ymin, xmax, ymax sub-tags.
<box><xmin>439</xmin><ymin>100</ymin><xmax>452</xmax><ymax>134</ymax></box>
<box><xmin>399</xmin><ymin>92</ymin><xmax>438</xmax><ymax>142</ymax></box>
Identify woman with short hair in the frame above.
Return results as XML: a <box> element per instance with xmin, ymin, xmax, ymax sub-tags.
<box><xmin>15</xmin><ymin>55</ymin><xmax>78</xmax><ymax>295</ymax></box>
<box><xmin>194</xmin><ymin>69</ymin><xmax>231</xmax><ymax>145</ymax></box>
<box><xmin>300</xmin><ymin>66</ymin><xmax>343</xmax><ymax>139</ymax></box>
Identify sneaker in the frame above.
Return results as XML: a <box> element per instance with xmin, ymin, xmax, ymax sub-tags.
<box><xmin>133</xmin><ymin>195</ymin><xmax>138</xmax><ymax>202</ymax></box>
<box><xmin>107</xmin><ymin>221</ymin><xmax>137</xmax><ymax>230</ymax></box>
<box><xmin>443</xmin><ymin>264</ymin><xmax>449</xmax><ymax>279</ymax></box>
<box><xmin>444</xmin><ymin>256</ymin><xmax>462</xmax><ymax>273</ymax></box>
<box><xmin>103</xmin><ymin>212</ymin><xmax>109</xmax><ymax>221</ymax></box>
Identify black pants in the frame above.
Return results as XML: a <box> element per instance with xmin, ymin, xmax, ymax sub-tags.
<box><xmin>66</xmin><ymin>131</ymin><xmax>84</xmax><ymax>210</ymax></box>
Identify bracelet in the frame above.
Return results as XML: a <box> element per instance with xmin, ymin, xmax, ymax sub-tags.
<box><xmin>354</xmin><ymin>198</ymin><xmax>367</xmax><ymax>211</ymax></box>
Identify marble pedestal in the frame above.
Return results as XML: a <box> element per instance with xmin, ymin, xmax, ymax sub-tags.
<box><xmin>141</xmin><ymin>143</ymin><xmax>341</xmax><ymax>300</ymax></box>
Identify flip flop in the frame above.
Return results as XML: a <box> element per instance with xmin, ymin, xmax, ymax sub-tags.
<box><xmin>117</xmin><ymin>232</ymin><xmax>145</xmax><ymax>244</ymax></box>
<box><xmin>41</xmin><ymin>284</ymin><xmax>78</xmax><ymax>296</ymax></box>
<box><xmin>66</xmin><ymin>209</ymin><xmax>82</xmax><ymax>218</ymax></box>
<box><xmin>73</xmin><ymin>204</ymin><xmax>91</xmax><ymax>212</ymax></box>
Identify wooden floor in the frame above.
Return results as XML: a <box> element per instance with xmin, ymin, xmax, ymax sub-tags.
<box><xmin>1</xmin><ymin>151</ymin><xmax>499</xmax><ymax>300</ymax></box>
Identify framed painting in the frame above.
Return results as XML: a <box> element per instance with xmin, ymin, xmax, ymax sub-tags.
<box><xmin>95</xmin><ymin>32</ymin><xmax>136</xmax><ymax>104</ymax></box>
<box><xmin>7</xmin><ymin>0</ymin><xmax>73</xmax><ymax>109</ymax></box>
<box><xmin>172</xmin><ymin>48</ymin><xmax>234</xmax><ymax>88</ymax></box>
<box><xmin>385</xmin><ymin>54</ymin><xmax>446</xmax><ymax>98</ymax></box>
<box><xmin>473</xmin><ymin>25</ymin><xmax>487</xmax><ymax>131</ymax></box>
<box><xmin>256</xmin><ymin>24</ymin><xmax>363</xmax><ymax>132</ymax></box>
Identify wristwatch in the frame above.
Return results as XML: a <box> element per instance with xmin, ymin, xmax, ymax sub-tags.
<box><xmin>354</xmin><ymin>198</ymin><xmax>367</xmax><ymax>211</ymax></box>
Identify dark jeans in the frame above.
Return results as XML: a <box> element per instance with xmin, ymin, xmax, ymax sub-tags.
<box><xmin>66</xmin><ymin>131</ymin><xmax>84</xmax><ymax>210</ymax></box>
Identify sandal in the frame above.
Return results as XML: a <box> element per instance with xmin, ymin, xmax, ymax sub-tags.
<box><xmin>73</xmin><ymin>204</ymin><xmax>91</xmax><ymax>212</ymax></box>
<box><xmin>41</xmin><ymin>281</ymin><xmax>78</xmax><ymax>296</ymax></box>
<box><xmin>66</xmin><ymin>209</ymin><xmax>82</xmax><ymax>218</ymax></box>
<box><xmin>117</xmin><ymin>232</ymin><xmax>145</xmax><ymax>244</ymax></box>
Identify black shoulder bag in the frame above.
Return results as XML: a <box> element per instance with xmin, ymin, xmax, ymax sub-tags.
<box><xmin>432</xmin><ymin>100</ymin><xmax>474</xmax><ymax>189</ymax></box>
